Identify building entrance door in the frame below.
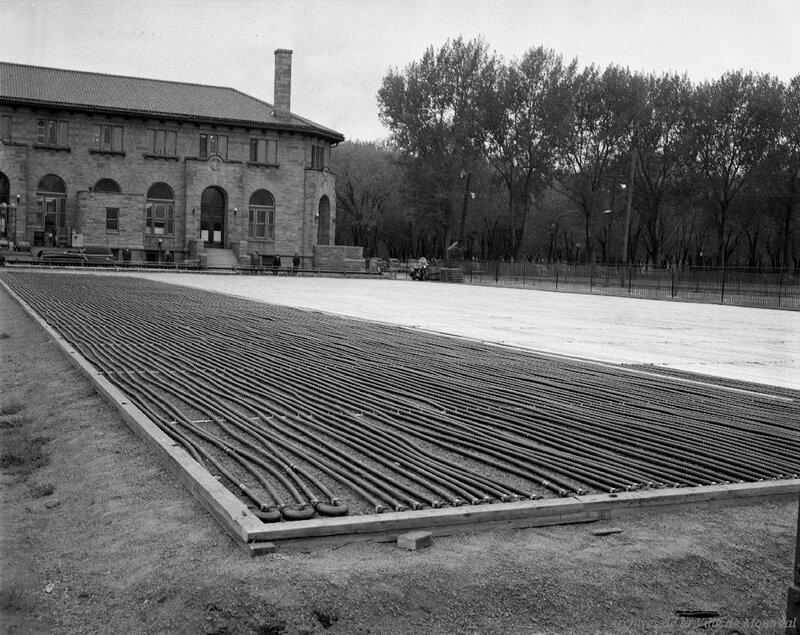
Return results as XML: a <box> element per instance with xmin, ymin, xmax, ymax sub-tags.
<box><xmin>200</xmin><ymin>187</ymin><xmax>226</xmax><ymax>247</ymax></box>
<box><xmin>41</xmin><ymin>196</ymin><xmax>65</xmax><ymax>245</ymax></box>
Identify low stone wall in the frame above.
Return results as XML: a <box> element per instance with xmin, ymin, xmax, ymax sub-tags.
<box><xmin>313</xmin><ymin>244</ymin><xmax>364</xmax><ymax>271</ymax></box>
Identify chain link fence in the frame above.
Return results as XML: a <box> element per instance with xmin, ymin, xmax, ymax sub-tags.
<box><xmin>454</xmin><ymin>261</ymin><xmax>800</xmax><ymax>310</ymax></box>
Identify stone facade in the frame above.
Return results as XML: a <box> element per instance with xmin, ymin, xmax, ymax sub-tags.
<box><xmin>0</xmin><ymin>53</ymin><xmax>343</xmax><ymax>266</ymax></box>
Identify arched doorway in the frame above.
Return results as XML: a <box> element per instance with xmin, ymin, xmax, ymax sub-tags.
<box><xmin>317</xmin><ymin>195</ymin><xmax>330</xmax><ymax>245</ymax></box>
<box><xmin>37</xmin><ymin>174</ymin><xmax>67</xmax><ymax>246</ymax></box>
<box><xmin>201</xmin><ymin>186</ymin><xmax>226</xmax><ymax>247</ymax></box>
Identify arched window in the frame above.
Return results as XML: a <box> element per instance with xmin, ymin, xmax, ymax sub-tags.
<box><xmin>248</xmin><ymin>189</ymin><xmax>275</xmax><ymax>240</ymax></box>
<box><xmin>145</xmin><ymin>182</ymin><xmax>174</xmax><ymax>235</ymax></box>
<box><xmin>94</xmin><ymin>178</ymin><xmax>121</xmax><ymax>193</ymax></box>
<box><xmin>317</xmin><ymin>195</ymin><xmax>331</xmax><ymax>245</ymax></box>
<box><xmin>36</xmin><ymin>174</ymin><xmax>67</xmax><ymax>245</ymax></box>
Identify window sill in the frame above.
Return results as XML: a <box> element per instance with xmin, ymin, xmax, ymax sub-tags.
<box><xmin>144</xmin><ymin>153</ymin><xmax>180</xmax><ymax>161</ymax></box>
<box><xmin>34</xmin><ymin>144</ymin><xmax>71</xmax><ymax>152</ymax></box>
<box><xmin>106</xmin><ymin>230</ymin><xmax>119</xmax><ymax>234</ymax></box>
<box><xmin>1</xmin><ymin>140</ymin><xmax>26</xmax><ymax>147</ymax></box>
<box><xmin>90</xmin><ymin>149</ymin><xmax>126</xmax><ymax>157</ymax></box>
<box><xmin>246</xmin><ymin>162</ymin><xmax>279</xmax><ymax>169</ymax></box>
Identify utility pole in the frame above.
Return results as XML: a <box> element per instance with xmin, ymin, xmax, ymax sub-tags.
<box><xmin>621</xmin><ymin>147</ymin><xmax>635</xmax><ymax>264</ymax></box>
<box><xmin>788</xmin><ymin>491</ymin><xmax>800</xmax><ymax>635</ymax></box>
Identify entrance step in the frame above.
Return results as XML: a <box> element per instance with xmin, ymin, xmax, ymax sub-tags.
<box><xmin>204</xmin><ymin>248</ymin><xmax>240</xmax><ymax>269</ymax></box>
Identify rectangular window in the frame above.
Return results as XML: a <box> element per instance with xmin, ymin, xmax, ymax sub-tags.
<box><xmin>106</xmin><ymin>208</ymin><xmax>119</xmax><ymax>232</ymax></box>
<box><xmin>248</xmin><ymin>207</ymin><xmax>275</xmax><ymax>239</ymax></box>
<box><xmin>145</xmin><ymin>202</ymin><xmax>175</xmax><ymax>235</ymax></box>
<box><xmin>249</xmin><ymin>138</ymin><xmax>278</xmax><ymax>164</ymax></box>
<box><xmin>92</xmin><ymin>124</ymin><xmax>124</xmax><ymax>152</ymax></box>
<box><xmin>311</xmin><ymin>144</ymin><xmax>325</xmax><ymax>169</ymax></box>
<box><xmin>37</xmin><ymin>119</ymin><xmax>69</xmax><ymax>147</ymax></box>
<box><xmin>199</xmin><ymin>133</ymin><xmax>228</xmax><ymax>159</ymax></box>
<box><xmin>147</xmin><ymin>129</ymin><xmax>177</xmax><ymax>156</ymax></box>
<box><xmin>248</xmin><ymin>208</ymin><xmax>264</xmax><ymax>238</ymax></box>
<box><xmin>36</xmin><ymin>196</ymin><xmax>44</xmax><ymax>225</ymax></box>
<box><xmin>2</xmin><ymin>115</ymin><xmax>12</xmax><ymax>142</ymax></box>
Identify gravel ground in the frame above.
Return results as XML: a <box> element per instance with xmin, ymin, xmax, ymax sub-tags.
<box><xmin>2</xmin><ymin>279</ymin><xmax>798</xmax><ymax>635</ymax></box>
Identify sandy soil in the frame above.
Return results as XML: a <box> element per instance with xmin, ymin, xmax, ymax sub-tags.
<box><xmin>1</xmin><ymin>276</ymin><xmax>798</xmax><ymax>634</ymax></box>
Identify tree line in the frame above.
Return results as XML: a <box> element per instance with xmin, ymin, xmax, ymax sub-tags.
<box><xmin>333</xmin><ymin>37</ymin><xmax>800</xmax><ymax>268</ymax></box>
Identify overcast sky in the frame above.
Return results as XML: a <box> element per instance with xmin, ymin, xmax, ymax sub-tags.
<box><xmin>2</xmin><ymin>0</ymin><xmax>798</xmax><ymax>141</ymax></box>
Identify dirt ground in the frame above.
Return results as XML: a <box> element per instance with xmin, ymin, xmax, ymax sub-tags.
<box><xmin>1</xmin><ymin>283</ymin><xmax>798</xmax><ymax>635</ymax></box>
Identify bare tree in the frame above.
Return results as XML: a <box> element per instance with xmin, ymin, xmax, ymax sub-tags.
<box><xmin>483</xmin><ymin>46</ymin><xmax>577</xmax><ymax>260</ymax></box>
<box><xmin>555</xmin><ymin>64</ymin><xmax>638</xmax><ymax>263</ymax></box>
<box><xmin>692</xmin><ymin>71</ymin><xmax>783</xmax><ymax>265</ymax></box>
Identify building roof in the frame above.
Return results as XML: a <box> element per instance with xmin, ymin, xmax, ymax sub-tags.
<box><xmin>0</xmin><ymin>62</ymin><xmax>344</xmax><ymax>142</ymax></box>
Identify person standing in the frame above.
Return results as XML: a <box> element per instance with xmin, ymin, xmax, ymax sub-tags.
<box><xmin>292</xmin><ymin>252</ymin><xmax>300</xmax><ymax>274</ymax></box>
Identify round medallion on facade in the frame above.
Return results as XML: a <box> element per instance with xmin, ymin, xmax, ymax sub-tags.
<box><xmin>209</xmin><ymin>156</ymin><xmax>223</xmax><ymax>171</ymax></box>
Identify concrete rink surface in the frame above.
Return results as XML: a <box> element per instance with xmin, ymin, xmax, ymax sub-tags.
<box><xmin>116</xmin><ymin>272</ymin><xmax>800</xmax><ymax>391</ymax></box>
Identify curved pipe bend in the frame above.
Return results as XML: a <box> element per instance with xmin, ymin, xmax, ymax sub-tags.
<box><xmin>314</xmin><ymin>500</ymin><xmax>350</xmax><ymax>517</ymax></box>
<box><xmin>280</xmin><ymin>504</ymin><xmax>316</xmax><ymax>521</ymax></box>
<box><xmin>254</xmin><ymin>508</ymin><xmax>282</xmax><ymax>523</ymax></box>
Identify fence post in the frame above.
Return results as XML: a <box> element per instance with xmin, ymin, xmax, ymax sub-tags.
<box><xmin>628</xmin><ymin>264</ymin><xmax>632</xmax><ymax>294</ymax></box>
<box><xmin>590</xmin><ymin>263</ymin><xmax>594</xmax><ymax>292</ymax></box>
<box><xmin>720</xmin><ymin>262</ymin><xmax>727</xmax><ymax>304</ymax></box>
<box><xmin>778</xmin><ymin>270</ymin><xmax>783</xmax><ymax>308</ymax></box>
<box><xmin>671</xmin><ymin>267</ymin><xmax>675</xmax><ymax>298</ymax></box>
<box><xmin>495</xmin><ymin>261</ymin><xmax>499</xmax><ymax>283</ymax></box>
<box><xmin>555</xmin><ymin>266</ymin><xmax>559</xmax><ymax>290</ymax></box>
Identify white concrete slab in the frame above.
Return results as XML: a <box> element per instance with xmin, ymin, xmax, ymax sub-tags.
<box><xmin>111</xmin><ymin>273</ymin><xmax>800</xmax><ymax>391</ymax></box>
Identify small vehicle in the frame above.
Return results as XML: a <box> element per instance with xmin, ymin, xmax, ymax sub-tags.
<box><xmin>37</xmin><ymin>246</ymin><xmax>117</xmax><ymax>266</ymax></box>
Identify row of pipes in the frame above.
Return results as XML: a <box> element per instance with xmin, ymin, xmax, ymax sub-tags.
<box><xmin>2</xmin><ymin>271</ymin><xmax>798</xmax><ymax>523</ymax></box>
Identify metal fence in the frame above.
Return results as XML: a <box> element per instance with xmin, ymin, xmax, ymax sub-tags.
<box><xmin>453</xmin><ymin>261</ymin><xmax>800</xmax><ymax>310</ymax></box>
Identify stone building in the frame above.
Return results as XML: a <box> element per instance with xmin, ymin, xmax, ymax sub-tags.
<box><xmin>0</xmin><ymin>50</ymin><xmax>347</xmax><ymax>267</ymax></box>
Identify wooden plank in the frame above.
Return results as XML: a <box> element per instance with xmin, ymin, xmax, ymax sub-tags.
<box><xmin>4</xmin><ymin>278</ymin><xmax>797</xmax><ymax>553</ymax></box>
<box><xmin>1</xmin><ymin>280</ymin><xmax>271</xmax><ymax>548</ymax></box>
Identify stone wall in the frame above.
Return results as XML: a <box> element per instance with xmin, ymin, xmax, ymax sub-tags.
<box><xmin>0</xmin><ymin>103</ymin><xmax>337</xmax><ymax>260</ymax></box>
<box><xmin>313</xmin><ymin>244</ymin><xmax>364</xmax><ymax>271</ymax></box>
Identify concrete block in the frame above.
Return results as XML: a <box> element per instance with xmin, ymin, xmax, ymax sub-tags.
<box><xmin>247</xmin><ymin>541</ymin><xmax>277</xmax><ymax>556</ymax></box>
<box><xmin>397</xmin><ymin>530</ymin><xmax>432</xmax><ymax>551</ymax></box>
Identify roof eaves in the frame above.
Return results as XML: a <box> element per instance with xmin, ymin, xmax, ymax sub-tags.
<box><xmin>0</xmin><ymin>95</ymin><xmax>345</xmax><ymax>142</ymax></box>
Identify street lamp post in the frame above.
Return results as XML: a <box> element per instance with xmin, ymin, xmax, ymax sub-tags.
<box><xmin>622</xmin><ymin>148</ymin><xmax>636</xmax><ymax>264</ymax></box>
<box><xmin>549</xmin><ymin>210</ymin><xmax>582</xmax><ymax>262</ymax></box>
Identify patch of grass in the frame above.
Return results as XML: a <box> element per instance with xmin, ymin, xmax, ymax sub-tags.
<box><xmin>29</xmin><ymin>482</ymin><xmax>56</xmax><ymax>498</ymax></box>
<box><xmin>0</xmin><ymin>397</ymin><xmax>24</xmax><ymax>416</ymax></box>
<box><xmin>0</xmin><ymin>435</ymin><xmax>50</xmax><ymax>476</ymax></box>
<box><xmin>312</xmin><ymin>609</ymin><xmax>339</xmax><ymax>629</ymax></box>
<box><xmin>0</xmin><ymin>584</ymin><xmax>26</xmax><ymax>613</ymax></box>
<box><xmin>254</xmin><ymin>619</ymin><xmax>286</xmax><ymax>635</ymax></box>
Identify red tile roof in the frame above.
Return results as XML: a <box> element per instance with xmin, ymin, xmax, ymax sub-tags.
<box><xmin>0</xmin><ymin>62</ymin><xmax>343</xmax><ymax>142</ymax></box>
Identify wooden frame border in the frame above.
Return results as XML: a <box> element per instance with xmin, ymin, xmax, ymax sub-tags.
<box><xmin>4</xmin><ymin>277</ymin><xmax>797</xmax><ymax>556</ymax></box>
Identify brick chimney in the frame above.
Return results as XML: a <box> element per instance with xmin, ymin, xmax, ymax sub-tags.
<box><xmin>273</xmin><ymin>49</ymin><xmax>292</xmax><ymax>117</ymax></box>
